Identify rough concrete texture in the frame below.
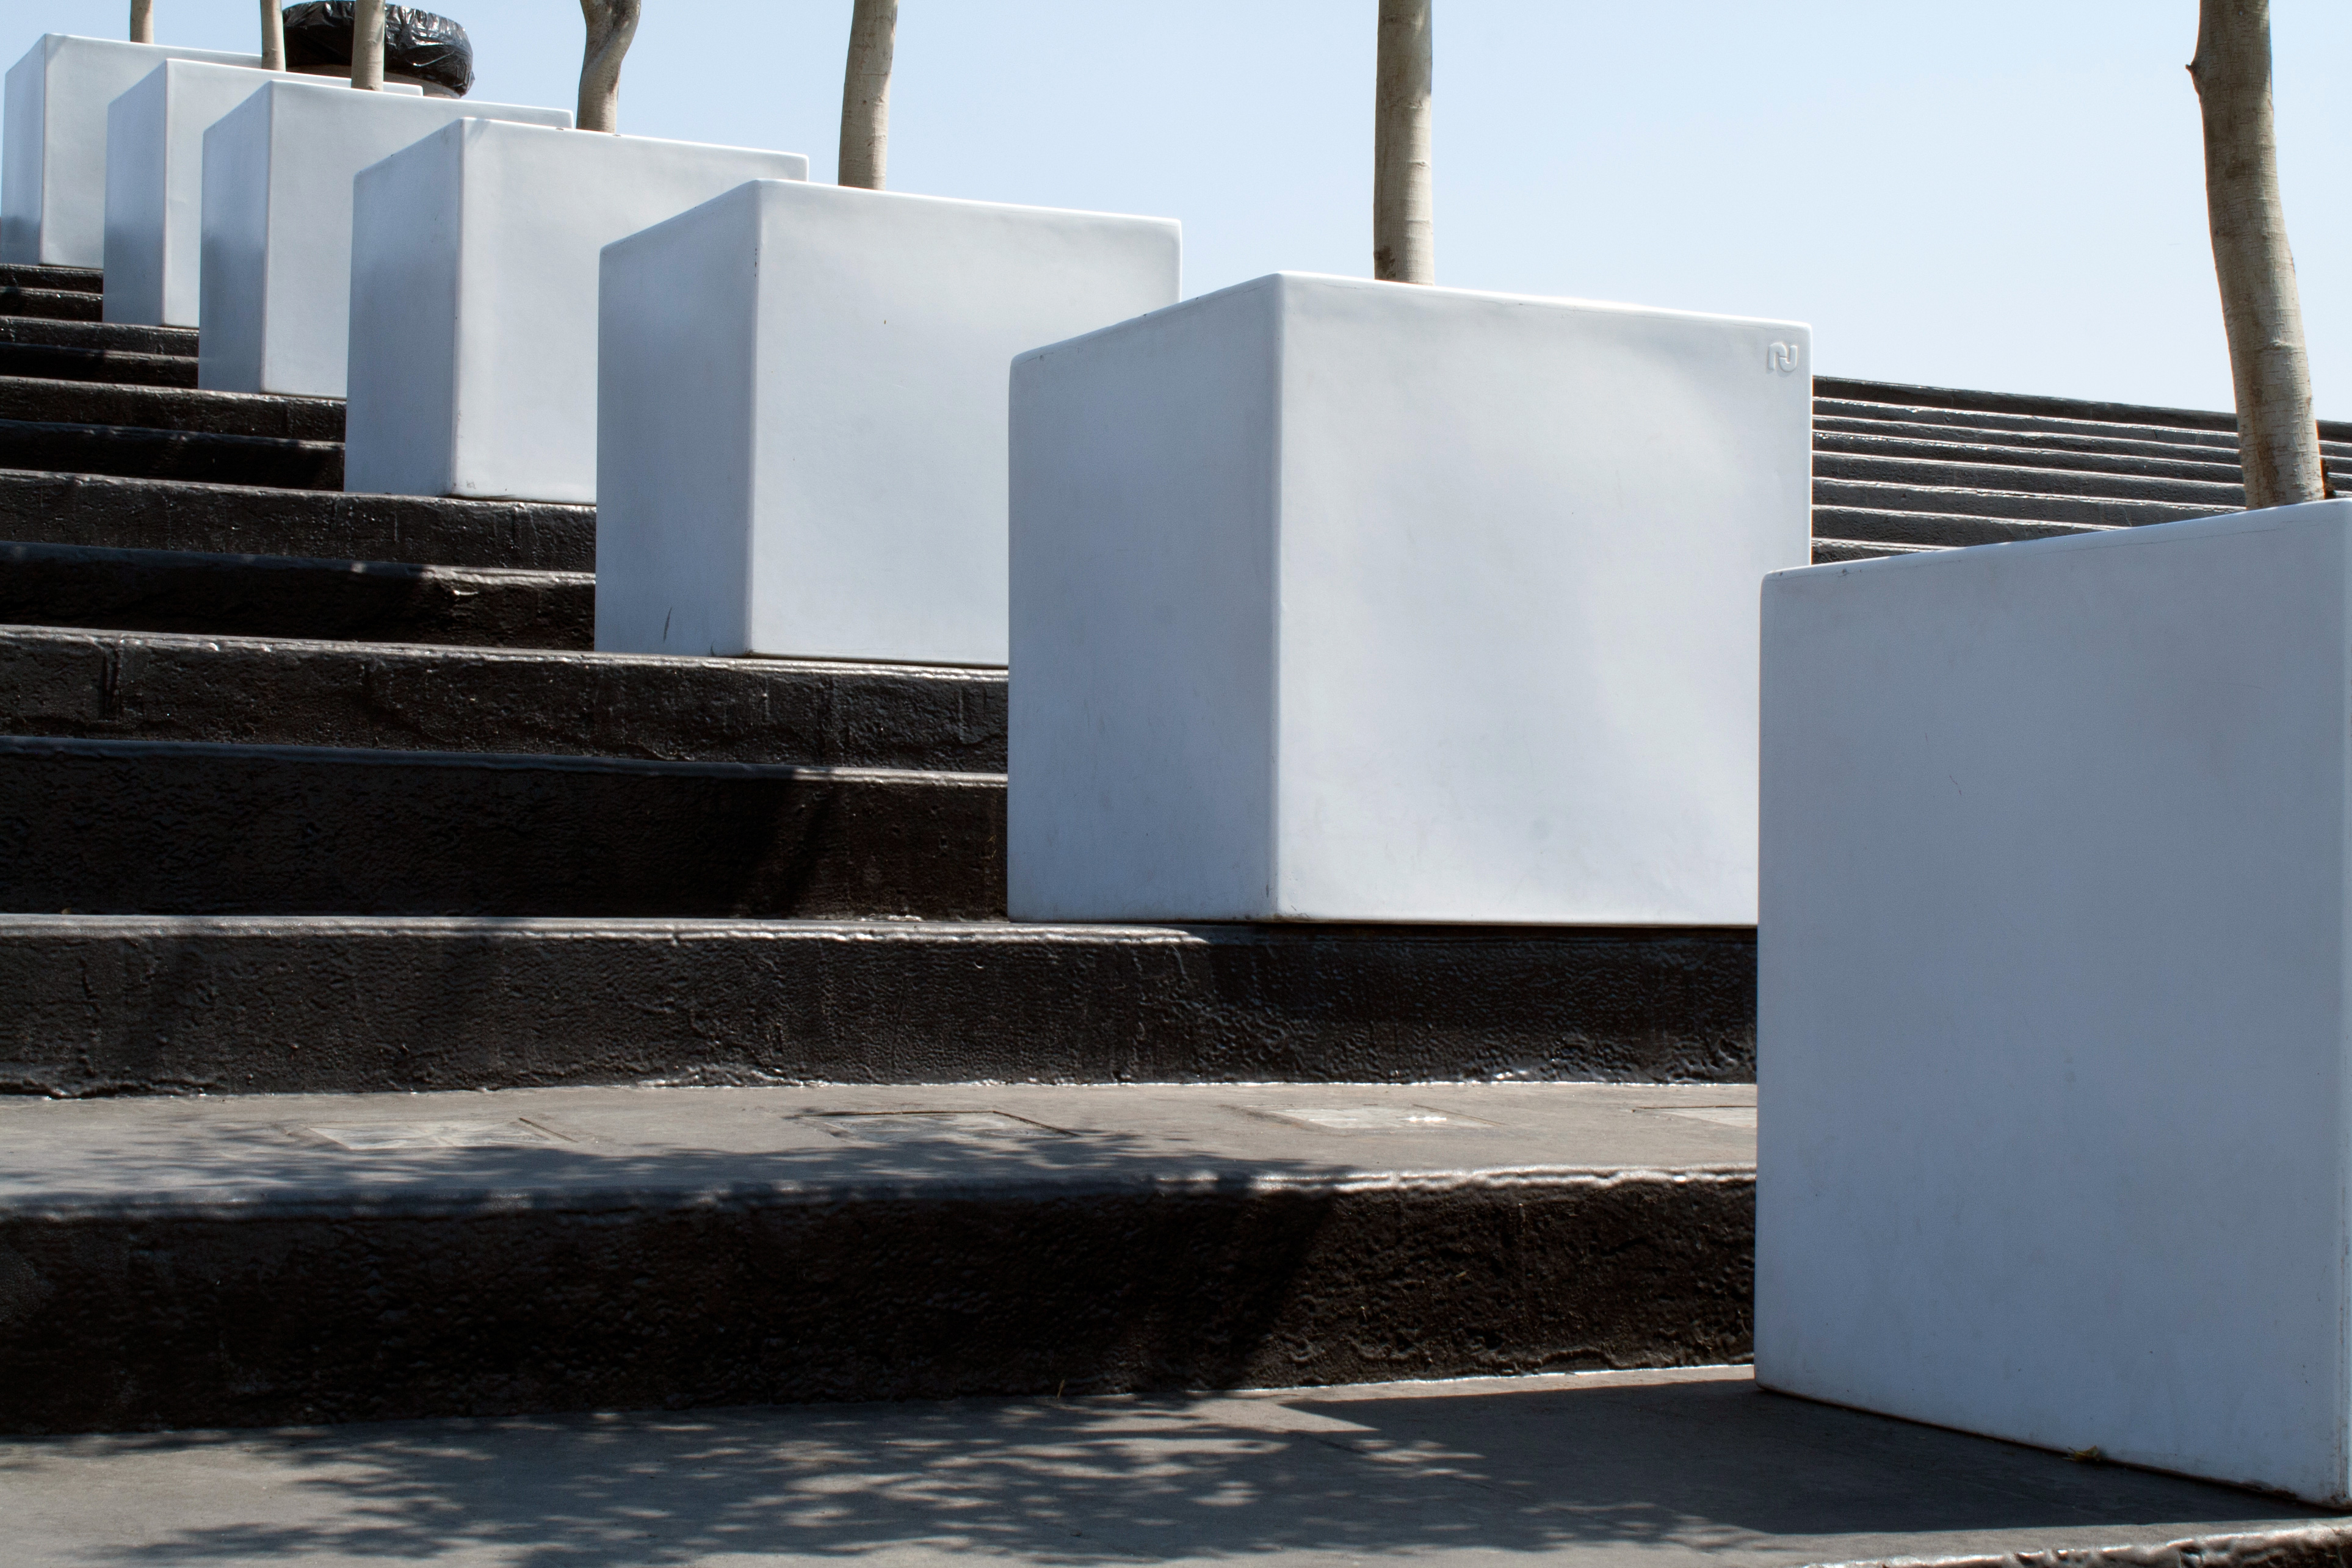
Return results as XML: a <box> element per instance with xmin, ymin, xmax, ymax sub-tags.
<box><xmin>0</xmin><ymin>916</ymin><xmax>1757</xmax><ymax>1094</ymax></box>
<box><xmin>0</xmin><ymin>1082</ymin><xmax>1755</xmax><ymax>1431</ymax></box>
<box><xmin>0</xmin><ymin>626</ymin><xmax>1008</xmax><ymax>768</ymax></box>
<box><xmin>0</xmin><ymin>374</ymin><xmax>342</xmax><ymax>438</ymax></box>
<box><xmin>0</xmin><ymin>417</ymin><xmax>342</xmax><ymax>487</ymax></box>
<box><xmin>2</xmin><ymin>1367</ymin><xmax>2337</xmax><ymax>1566</ymax></box>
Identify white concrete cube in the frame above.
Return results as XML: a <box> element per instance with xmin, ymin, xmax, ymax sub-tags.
<box><xmin>344</xmin><ymin>118</ymin><xmax>809</xmax><ymax>503</ymax></box>
<box><xmin>595</xmin><ymin>178</ymin><xmax>1181</xmax><ymax>666</ymax></box>
<box><xmin>4</xmin><ymin>34</ymin><xmax>255</xmax><ymax>267</ymax></box>
<box><xmin>197</xmin><ymin>78</ymin><xmax>568</xmax><ymax>397</ymax></box>
<box><xmin>1008</xmin><ymin>272</ymin><xmax>1812</xmax><ymax>925</ymax></box>
<box><xmin>1756</xmin><ymin>498</ymin><xmax>2352</xmax><ymax>1506</ymax></box>
<box><xmin>103</xmin><ymin>60</ymin><xmax>418</xmax><ymax>327</ymax></box>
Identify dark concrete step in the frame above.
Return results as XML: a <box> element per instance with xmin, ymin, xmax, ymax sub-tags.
<box><xmin>0</xmin><ymin>469</ymin><xmax>592</xmax><ymax>571</ymax></box>
<box><xmin>0</xmin><ymin>286</ymin><xmax>101</xmax><ymax>322</ymax></box>
<box><xmin>1812</xmin><ymin>477</ymin><xmax>2231</xmax><ymax>530</ymax></box>
<box><xmin>0</xmin><ymin>342</ymin><xmax>197</xmax><ymax>388</ymax></box>
<box><xmin>1812</xmin><ymin>507</ymin><xmax>2104</xmax><ymax>550</ymax></box>
<box><xmin>0</xmin><ymin>1082</ymin><xmax>1753</xmax><ymax>1431</ymax></box>
<box><xmin>0</xmin><ymin>541</ymin><xmax>591</xmax><ymax>647</ymax></box>
<box><xmin>0</xmin><ymin>626</ymin><xmax>1007</xmax><ymax>770</ymax></box>
<box><xmin>0</xmin><ymin>736</ymin><xmax>1002</xmax><ymax>920</ymax></box>
<box><xmin>0</xmin><ymin>377</ymin><xmax>341</xmax><ymax>441</ymax></box>
<box><xmin>0</xmin><ymin>264</ymin><xmax>103</xmax><ymax>294</ymax></box>
<box><xmin>1815</xmin><ymin>428</ymin><xmax>2256</xmax><ymax>488</ymax></box>
<box><xmin>0</xmin><ymin>419</ymin><xmax>341</xmax><ymax>489</ymax></box>
<box><xmin>0</xmin><ymin>914</ymin><xmax>1756</xmax><ymax>1095</ymax></box>
<box><xmin>1814</xmin><ymin>450</ymin><xmax>2246</xmax><ymax>508</ymax></box>
<box><xmin>1813</xmin><ymin>538</ymin><xmax>1944</xmax><ymax>564</ymax></box>
<box><xmin>0</xmin><ymin>316</ymin><xmax>196</xmax><ymax>357</ymax></box>
<box><xmin>1817</xmin><ymin>375</ymin><xmax>2352</xmax><ymax>444</ymax></box>
<box><xmin>1820</xmin><ymin>409</ymin><xmax>2246</xmax><ymax>467</ymax></box>
<box><xmin>1815</xmin><ymin>395</ymin><xmax>2352</xmax><ymax>466</ymax></box>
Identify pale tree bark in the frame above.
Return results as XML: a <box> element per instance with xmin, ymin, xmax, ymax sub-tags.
<box><xmin>1373</xmin><ymin>0</ymin><xmax>1433</xmax><ymax>283</ymax></box>
<box><xmin>2190</xmin><ymin>0</ymin><xmax>2325</xmax><ymax>509</ymax></box>
<box><xmin>349</xmin><ymin>0</ymin><xmax>386</xmax><ymax>89</ymax></box>
<box><xmin>259</xmin><ymin>0</ymin><xmax>286</xmax><ymax>71</ymax></box>
<box><xmin>838</xmin><ymin>0</ymin><xmax>898</xmax><ymax>190</ymax></box>
<box><xmin>129</xmin><ymin>0</ymin><xmax>154</xmax><ymax>43</ymax></box>
<box><xmin>577</xmin><ymin>0</ymin><xmax>643</xmax><ymax>134</ymax></box>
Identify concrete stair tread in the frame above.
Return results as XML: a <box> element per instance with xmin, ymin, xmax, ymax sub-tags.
<box><xmin>0</xmin><ymin>624</ymin><xmax>1006</xmax><ymax>768</ymax></box>
<box><xmin>0</xmin><ymin>468</ymin><xmax>592</xmax><ymax>570</ymax></box>
<box><xmin>0</xmin><ymin>286</ymin><xmax>102</xmax><ymax>322</ymax></box>
<box><xmin>1812</xmin><ymin>476</ymin><xmax>2231</xmax><ymax>529</ymax></box>
<box><xmin>0</xmin><ymin>342</ymin><xmax>198</xmax><ymax>389</ymax></box>
<box><xmin>1815</xmin><ymin>375</ymin><xmax>2352</xmax><ymax>444</ymax></box>
<box><xmin>0</xmin><ymin>417</ymin><xmax>341</xmax><ymax>488</ymax></box>
<box><xmin>0</xmin><ymin>265</ymin><xmax>103</xmax><ymax>294</ymax></box>
<box><xmin>1812</xmin><ymin>538</ymin><xmax>1947</xmax><ymax>563</ymax></box>
<box><xmin>0</xmin><ymin>912</ymin><xmax>1756</xmax><ymax>1096</ymax></box>
<box><xmin>0</xmin><ymin>375</ymin><xmax>342</xmax><ymax>440</ymax></box>
<box><xmin>1815</xmin><ymin>428</ymin><xmax>2257</xmax><ymax>485</ymax></box>
<box><xmin>1812</xmin><ymin>506</ymin><xmax>2110</xmax><ymax>549</ymax></box>
<box><xmin>1814</xmin><ymin>450</ymin><xmax>2245</xmax><ymax>507</ymax></box>
<box><xmin>1814</xmin><ymin>409</ymin><xmax>2352</xmax><ymax>468</ymax></box>
<box><xmin>0</xmin><ymin>316</ymin><xmax>195</xmax><ymax>357</ymax></box>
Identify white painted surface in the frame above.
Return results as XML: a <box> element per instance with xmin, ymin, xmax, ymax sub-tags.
<box><xmin>1755</xmin><ymin>498</ymin><xmax>2352</xmax><ymax>1506</ymax></box>
<box><xmin>344</xmin><ymin>119</ymin><xmax>808</xmax><ymax>502</ymax></box>
<box><xmin>595</xmin><ymin>178</ymin><xmax>1179</xmax><ymax>665</ymax></box>
<box><xmin>196</xmin><ymin>79</ymin><xmax>569</xmax><ymax>397</ymax></box>
<box><xmin>1008</xmin><ymin>272</ymin><xmax>1812</xmax><ymax>924</ymax></box>
<box><xmin>3</xmin><ymin>34</ymin><xmax>256</xmax><ymax>267</ymax></box>
<box><xmin>102</xmin><ymin>60</ymin><xmax>419</xmax><ymax>328</ymax></box>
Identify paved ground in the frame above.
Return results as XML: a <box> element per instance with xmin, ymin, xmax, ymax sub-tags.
<box><xmin>0</xmin><ymin>1081</ymin><xmax>1757</xmax><ymax>1212</ymax></box>
<box><xmin>4</xmin><ymin>1365</ymin><xmax>2332</xmax><ymax>1567</ymax></box>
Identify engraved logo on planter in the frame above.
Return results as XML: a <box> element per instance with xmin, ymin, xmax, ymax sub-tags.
<box><xmin>1768</xmin><ymin>342</ymin><xmax>1801</xmax><ymax>375</ymax></box>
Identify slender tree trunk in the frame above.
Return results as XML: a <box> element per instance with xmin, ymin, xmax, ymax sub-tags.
<box><xmin>349</xmin><ymin>0</ymin><xmax>386</xmax><ymax>89</ymax></box>
<box><xmin>259</xmin><ymin>0</ymin><xmax>286</xmax><ymax>70</ymax></box>
<box><xmin>576</xmin><ymin>0</ymin><xmax>643</xmax><ymax>134</ymax></box>
<box><xmin>129</xmin><ymin>0</ymin><xmax>154</xmax><ymax>43</ymax></box>
<box><xmin>2190</xmin><ymin>0</ymin><xmax>2325</xmax><ymax>510</ymax></box>
<box><xmin>1373</xmin><ymin>0</ymin><xmax>1433</xmax><ymax>283</ymax></box>
<box><xmin>838</xmin><ymin>0</ymin><xmax>898</xmax><ymax>190</ymax></box>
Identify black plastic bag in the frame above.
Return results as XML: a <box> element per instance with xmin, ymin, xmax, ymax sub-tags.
<box><xmin>281</xmin><ymin>2</ymin><xmax>476</xmax><ymax>98</ymax></box>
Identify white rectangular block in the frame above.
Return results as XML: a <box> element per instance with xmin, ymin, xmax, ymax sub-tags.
<box><xmin>103</xmin><ymin>60</ymin><xmax>419</xmax><ymax>327</ymax></box>
<box><xmin>345</xmin><ymin>118</ymin><xmax>809</xmax><ymax>502</ymax></box>
<box><xmin>4</xmin><ymin>34</ymin><xmax>256</xmax><ymax>267</ymax></box>
<box><xmin>1756</xmin><ymin>498</ymin><xmax>2352</xmax><ymax>1506</ymax></box>
<box><xmin>197</xmin><ymin>78</ymin><xmax>569</xmax><ymax>397</ymax></box>
<box><xmin>1008</xmin><ymin>272</ymin><xmax>1812</xmax><ymax>925</ymax></box>
<box><xmin>595</xmin><ymin>178</ymin><xmax>1181</xmax><ymax>666</ymax></box>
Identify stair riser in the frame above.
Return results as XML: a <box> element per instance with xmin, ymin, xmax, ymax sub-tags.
<box><xmin>0</xmin><ymin>544</ymin><xmax>591</xmax><ymax>648</ymax></box>
<box><xmin>0</xmin><ymin>287</ymin><xmax>101</xmax><ymax>322</ymax></box>
<box><xmin>0</xmin><ymin>471</ymin><xmax>593</xmax><ymax>571</ymax></box>
<box><xmin>0</xmin><ymin>379</ymin><xmax>343</xmax><ymax>441</ymax></box>
<box><xmin>0</xmin><ymin>742</ymin><xmax>1004</xmax><ymax>920</ymax></box>
<box><xmin>0</xmin><ymin>344</ymin><xmax>198</xmax><ymax>389</ymax></box>
<box><xmin>0</xmin><ymin>422</ymin><xmax>341</xmax><ymax>490</ymax></box>
<box><xmin>0</xmin><ymin>1172</ymin><xmax>1753</xmax><ymax>1433</ymax></box>
<box><xmin>0</xmin><ymin>628</ymin><xmax>1007</xmax><ymax>769</ymax></box>
<box><xmin>0</xmin><ymin>317</ymin><xmax>195</xmax><ymax>356</ymax></box>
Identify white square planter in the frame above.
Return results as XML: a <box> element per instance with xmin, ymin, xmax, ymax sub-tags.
<box><xmin>1008</xmin><ymin>272</ymin><xmax>1812</xmax><ymax>924</ymax></box>
<box><xmin>1756</xmin><ymin>497</ymin><xmax>2352</xmax><ymax>1506</ymax></box>
<box><xmin>197</xmin><ymin>78</ymin><xmax>568</xmax><ymax>397</ymax></box>
<box><xmin>103</xmin><ymin>60</ymin><xmax>418</xmax><ymax>327</ymax></box>
<box><xmin>4</xmin><ymin>35</ymin><xmax>256</xmax><ymax>267</ymax></box>
<box><xmin>344</xmin><ymin>118</ymin><xmax>809</xmax><ymax>503</ymax></box>
<box><xmin>594</xmin><ymin>178</ymin><xmax>1180</xmax><ymax>666</ymax></box>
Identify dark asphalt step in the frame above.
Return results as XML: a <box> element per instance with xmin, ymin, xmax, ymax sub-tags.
<box><xmin>0</xmin><ymin>419</ymin><xmax>341</xmax><ymax>489</ymax></box>
<box><xmin>0</xmin><ymin>316</ymin><xmax>196</xmax><ymax>357</ymax></box>
<box><xmin>1817</xmin><ymin>375</ymin><xmax>2352</xmax><ymax>444</ymax></box>
<box><xmin>0</xmin><ymin>1082</ymin><xmax>1753</xmax><ymax>1430</ymax></box>
<box><xmin>0</xmin><ymin>342</ymin><xmax>197</xmax><ymax>388</ymax></box>
<box><xmin>0</xmin><ymin>914</ymin><xmax>1756</xmax><ymax>1095</ymax></box>
<box><xmin>1815</xmin><ymin>429</ymin><xmax>2253</xmax><ymax>488</ymax></box>
<box><xmin>0</xmin><ymin>541</ymin><xmax>591</xmax><ymax>647</ymax></box>
<box><xmin>0</xmin><ymin>286</ymin><xmax>101</xmax><ymax>322</ymax></box>
<box><xmin>0</xmin><ymin>736</ymin><xmax>1003</xmax><ymax>920</ymax></box>
<box><xmin>0</xmin><ymin>469</ymin><xmax>592</xmax><ymax>571</ymax></box>
<box><xmin>1811</xmin><ymin>507</ymin><xmax>2101</xmax><ymax>550</ymax></box>
<box><xmin>0</xmin><ymin>626</ymin><xmax>1007</xmax><ymax>770</ymax></box>
<box><xmin>0</xmin><ymin>377</ymin><xmax>342</xmax><ymax>441</ymax></box>
<box><xmin>1814</xmin><ymin>451</ymin><xmax>2246</xmax><ymax>509</ymax></box>
<box><xmin>0</xmin><ymin>264</ymin><xmax>103</xmax><ymax>294</ymax></box>
<box><xmin>1812</xmin><ymin>477</ymin><xmax>2231</xmax><ymax>530</ymax></box>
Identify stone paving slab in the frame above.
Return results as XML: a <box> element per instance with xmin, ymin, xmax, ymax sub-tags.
<box><xmin>2</xmin><ymin>1365</ymin><xmax>2334</xmax><ymax>1567</ymax></box>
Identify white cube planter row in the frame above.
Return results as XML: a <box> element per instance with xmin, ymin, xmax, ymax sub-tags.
<box><xmin>344</xmin><ymin>119</ymin><xmax>808</xmax><ymax>504</ymax></box>
<box><xmin>1757</xmin><ymin>497</ymin><xmax>2352</xmax><ymax>1507</ymax></box>
<box><xmin>104</xmin><ymin>59</ymin><xmax>418</xmax><ymax>328</ymax></box>
<box><xmin>199</xmin><ymin>77</ymin><xmax>570</xmax><ymax>397</ymax></box>
<box><xmin>594</xmin><ymin>178</ymin><xmax>1180</xmax><ymax>665</ymax></box>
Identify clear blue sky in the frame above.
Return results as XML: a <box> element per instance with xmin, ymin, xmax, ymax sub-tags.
<box><xmin>23</xmin><ymin>1</ymin><xmax>2351</xmax><ymax>416</ymax></box>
